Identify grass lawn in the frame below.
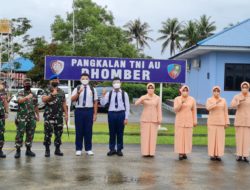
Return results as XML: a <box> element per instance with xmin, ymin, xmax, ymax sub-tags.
<box><xmin>4</xmin><ymin>122</ymin><xmax>236</xmax><ymax>146</ymax></box>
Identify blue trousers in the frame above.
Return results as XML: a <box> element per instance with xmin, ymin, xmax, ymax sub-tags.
<box><xmin>74</xmin><ymin>108</ymin><xmax>94</xmax><ymax>151</ymax></box>
<box><xmin>108</xmin><ymin>111</ymin><xmax>125</xmax><ymax>151</ymax></box>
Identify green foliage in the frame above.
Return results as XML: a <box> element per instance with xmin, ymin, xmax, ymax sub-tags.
<box><xmin>1</xmin><ymin>17</ymin><xmax>32</xmax><ymax>62</ymax></box>
<box><xmin>158</xmin><ymin>15</ymin><xmax>216</xmax><ymax>56</ymax></box>
<box><xmin>26</xmin><ymin>38</ymin><xmax>61</xmax><ymax>86</ymax></box>
<box><xmin>77</xmin><ymin>24</ymin><xmax>138</xmax><ymax>58</ymax></box>
<box><xmin>49</xmin><ymin>0</ymin><xmax>140</xmax><ymax>58</ymax></box>
<box><xmin>157</xmin><ymin>18</ymin><xmax>182</xmax><ymax>56</ymax></box>
<box><xmin>121</xmin><ymin>83</ymin><xmax>179</xmax><ymax>101</ymax></box>
<box><xmin>124</xmin><ymin>18</ymin><xmax>153</xmax><ymax>50</ymax></box>
<box><xmin>155</xmin><ymin>84</ymin><xmax>179</xmax><ymax>101</ymax></box>
<box><xmin>122</xmin><ymin>83</ymin><xmax>147</xmax><ymax>100</ymax></box>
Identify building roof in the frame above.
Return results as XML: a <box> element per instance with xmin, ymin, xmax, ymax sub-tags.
<box><xmin>170</xmin><ymin>18</ymin><xmax>250</xmax><ymax>59</ymax></box>
<box><xmin>1</xmin><ymin>57</ymin><xmax>34</xmax><ymax>72</ymax></box>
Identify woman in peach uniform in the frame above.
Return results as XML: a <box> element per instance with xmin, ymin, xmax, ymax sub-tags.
<box><xmin>206</xmin><ymin>86</ymin><xmax>230</xmax><ymax>161</ymax></box>
<box><xmin>174</xmin><ymin>85</ymin><xmax>197</xmax><ymax>160</ymax></box>
<box><xmin>231</xmin><ymin>81</ymin><xmax>250</xmax><ymax>163</ymax></box>
<box><xmin>135</xmin><ymin>83</ymin><xmax>162</xmax><ymax>157</ymax></box>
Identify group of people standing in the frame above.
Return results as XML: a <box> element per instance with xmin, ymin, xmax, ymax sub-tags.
<box><xmin>173</xmin><ymin>82</ymin><xmax>250</xmax><ymax>163</ymax></box>
<box><xmin>0</xmin><ymin>73</ymin><xmax>249</xmax><ymax>163</ymax></box>
<box><xmin>0</xmin><ymin>76</ymin><xmax>68</xmax><ymax>159</ymax></box>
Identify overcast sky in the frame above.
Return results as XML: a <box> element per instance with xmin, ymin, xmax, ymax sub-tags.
<box><xmin>1</xmin><ymin>0</ymin><xmax>250</xmax><ymax>58</ymax></box>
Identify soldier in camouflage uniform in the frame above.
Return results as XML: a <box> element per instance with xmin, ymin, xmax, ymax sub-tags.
<box><xmin>42</xmin><ymin>74</ymin><xmax>68</xmax><ymax>157</ymax></box>
<box><xmin>0</xmin><ymin>80</ymin><xmax>9</xmax><ymax>158</ymax></box>
<box><xmin>14</xmin><ymin>78</ymin><xmax>40</xmax><ymax>159</ymax></box>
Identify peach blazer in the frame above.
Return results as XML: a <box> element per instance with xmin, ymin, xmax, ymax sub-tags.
<box><xmin>174</xmin><ymin>96</ymin><xmax>197</xmax><ymax>127</ymax></box>
<box><xmin>206</xmin><ymin>97</ymin><xmax>230</xmax><ymax>126</ymax></box>
<box><xmin>231</xmin><ymin>93</ymin><xmax>250</xmax><ymax>127</ymax></box>
<box><xmin>135</xmin><ymin>94</ymin><xmax>162</xmax><ymax>123</ymax></box>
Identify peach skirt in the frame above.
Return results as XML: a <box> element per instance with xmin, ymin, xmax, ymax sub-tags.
<box><xmin>140</xmin><ymin>122</ymin><xmax>158</xmax><ymax>156</ymax></box>
<box><xmin>235</xmin><ymin>126</ymin><xmax>250</xmax><ymax>157</ymax></box>
<box><xmin>208</xmin><ymin>125</ymin><xmax>225</xmax><ymax>157</ymax></box>
<box><xmin>174</xmin><ymin>127</ymin><xmax>193</xmax><ymax>154</ymax></box>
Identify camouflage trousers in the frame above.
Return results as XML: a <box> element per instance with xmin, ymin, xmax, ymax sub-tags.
<box><xmin>43</xmin><ymin>117</ymin><xmax>63</xmax><ymax>146</ymax></box>
<box><xmin>0</xmin><ymin>119</ymin><xmax>5</xmax><ymax>148</ymax></box>
<box><xmin>15</xmin><ymin>117</ymin><xmax>36</xmax><ymax>148</ymax></box>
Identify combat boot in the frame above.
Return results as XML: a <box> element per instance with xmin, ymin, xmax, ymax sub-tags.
<box><xmin>26</xmin><ymin>146</ymin><xmax>36</xmax><ymax>157</ymax></box>
<box><xmin>45</xmin><ymin>145</ymin><xmax>50</xmax><ymax>157</ymax></box>
<box><xmin>14</xmin><ymin>147</ymin><xmax>21</xmax><ymax>159</ymax></box>
<box><xmin>0</xmin><ymin>148</ymin><xmax>6</xmax><ymax>158</ymax></box>
<box><xmin>55</xmin><ymin>145</ymin><xmax>63</xmax><ymax>156</ymax></box>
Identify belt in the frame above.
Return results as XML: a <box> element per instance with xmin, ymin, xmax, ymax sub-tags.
<box><xmin>76</xmin><ymin>107</ymin><xmax>93</xmax><ymax>110</ymax></box>
<box><xmin>109</xmin><ymin>110</ymin><xmax>125</xmax><ymax>113</ymax></box>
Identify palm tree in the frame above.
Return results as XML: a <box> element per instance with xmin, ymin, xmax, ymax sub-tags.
<box><xmin>124</xmin><ymin>19</ymin><xmax>153</xmax><ymax>50</ymax></box>
<box><xmin>197</xmin><ymin>15</ymin><xmax>216</xmax><ymax>40</ymax></box>
<box><xmin>180</xmin><ymin>20</ymin><xmax>199</xmax><ymax>49</ymax></box>
<box><xmin>157</xmin><ymin>18</ymin><xmax>182</xmax><ymax>56</ymax></box>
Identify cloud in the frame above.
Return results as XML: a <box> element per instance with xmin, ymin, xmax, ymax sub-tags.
<box><xmin>1</xmin><ymin>0</ymin><xmax>250</xmax><ymax>58</ymax></box>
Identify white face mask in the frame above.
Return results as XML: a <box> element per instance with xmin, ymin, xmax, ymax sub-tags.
<box><xmin>81</xmin><ymin>79</ymin><xmax>89</xmax><ymax>85</ymax></box>
<box><xmin>213</xmin><ymin>92</ymin><xmax>220</xmax><ymax>97</ymax></box>
<box><xmin>147</xmin><ymin>89</ymin><xmax>154</xmax><ymax>95</ymax></box>
<box><xmin>242</xmin><ymin>88</ymin><xmax>249</xmax><ymax>94</ymax></box>
<box><xmin>113</xmin><ymin>83</ymin><xmax>121</xmax><ymax>89</ymax></box>
<box><xmin>182</xmin><ymin>91</ymin><xmax>188</xmax><ymax>97</ymax></box>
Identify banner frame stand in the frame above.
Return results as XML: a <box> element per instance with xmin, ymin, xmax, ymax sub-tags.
<box><xmin>158</xmin><ymin>82</ymin><xmax>167</xmax><ymax>131</ymax></box>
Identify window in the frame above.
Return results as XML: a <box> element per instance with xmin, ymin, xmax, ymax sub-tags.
<box><xmin>224</xmin><ymin>63</ymin><xmax>250</xmax><ymax>91</ymax></box>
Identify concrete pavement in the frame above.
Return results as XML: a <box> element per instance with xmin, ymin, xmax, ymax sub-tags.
<box><xmin>0</xmin><ymin>143</ymin><xmax>249</xmax><ymax>190</ymax></box>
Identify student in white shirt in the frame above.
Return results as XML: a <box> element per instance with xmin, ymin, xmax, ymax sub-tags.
<box><xmin>100</xmin><ymin>77</ymin><xmax>130</xmax><ymax>156</ymax></box>
<box><xmin>71</xmin><ymin>73</ymin><xmax>98</xmax><ymax>156</ymax></box>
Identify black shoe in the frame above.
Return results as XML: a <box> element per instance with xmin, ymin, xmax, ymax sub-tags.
<box><xmin>107</xmin><ymin>150</ymin><xmax>116</xmax><ymax>156</ymax></box>
<box><xmin>55</xmin><ymin>146</ymin><xmax>64</xmax><ymax>156</ymax></box>
<box><xmin>117</xmin><ymin>151</ymin><xmax>123</xmax><ymax>157</ymax></box>
<box><xmin>243</xmin><ymin>157</ymin><xmax>249</xmax><ymax>163</ymax></box>
<box><xmin>26</xmin><ymin>147</ymin><xmax>36</xmax><ymax>157</ymax></box>
<box><xmin>45</xmin><ymin>146</ymin><xmax>50</xmax><ymax>157</ymax></box>
<box><xmin>0</xmin><ymin>150</ymin><xmax>6</xmax><ymax>158</ymax></box>
<box><xmin>210</xmin><ymin>157</ymin><xmax>216</xmax><ymax>161</ymax></box>
<box><xmin>14</xmin><ymin>148</ymin><xmax>21</xmax><ymax>159</ymax></box>
<box><xmin>179</xmin><ymin>155</ymin><xmax>184</xmax><ymax>160</ymax></box>
<box><xmin>183</xmin><ymin>154</ymin><xmax>187</xmax><ymax>159</ymax></box>
<box><xmin>236</xmin><ymin>156</ymin><xmax>243</xmax><ymax>162</ymax></box>
<box><xmin>216</xmin><ymin>157</ymin><xmax>222</xmax><ymax>161</ymax></box>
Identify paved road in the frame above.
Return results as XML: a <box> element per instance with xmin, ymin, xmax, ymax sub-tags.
<box><xmin>0</xmin><ymin>143</ymin><xmax>249</xmax><ymax>190</ymax></box>
<box><xmin>8</xmin><ymin>104</ymin><xmax>176</xmax><ymax>124</ymax></box>
<box><xmin>9</xmin><ymin>104</ymin><xmax>210</xmax><ymax>126</ymax></box>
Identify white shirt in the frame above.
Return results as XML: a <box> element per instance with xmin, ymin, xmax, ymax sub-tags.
<box><xmin>100</xmin><ymin>89</ymin><xmax>130</xmax><ymax>119</ymax></box>
<box><xmin>72</xmin><ymin>85</ymin><xmax>98</xmax><ymax>108</ymax></box>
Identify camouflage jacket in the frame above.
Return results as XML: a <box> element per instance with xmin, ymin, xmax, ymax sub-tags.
<box><xmin>43</xmin><ymin>87</ymin><xmax>65</xmax><ymax>119</ymax></box>
<box><xmin>0</xmin><ymin>91</ymin><xmax>7</xmax><ymax>119</ymax></box>
<box><xmin>16</xmin><ymin>90</ymin><xmax>38</xmax><ymax>119</ymax></box>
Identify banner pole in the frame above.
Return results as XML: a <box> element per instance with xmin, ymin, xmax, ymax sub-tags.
<box><xmin>67</xmin><ymin>80</ymin><xmax>72</xmax><ymax>128</ymax></box>
<box><xmin>158</xmin><ymin>83</ymin><xmax>167</xmax><ymax>131</ymax></box>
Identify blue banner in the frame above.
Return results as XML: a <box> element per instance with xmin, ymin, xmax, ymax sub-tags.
<box><xmin>45</xmin><ymin>56</ymin><xmax>186</xmax><ymax>83</ymax></box>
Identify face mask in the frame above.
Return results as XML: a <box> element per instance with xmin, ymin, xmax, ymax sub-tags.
<box><xmin>81</xmin><ymin>79</ymin><xmax>89</xmax><ymax>85</ymax></box>
<box><xmin>182</xmin><ymin>91</ymin><xmax>188</xmax><ymax>97</ymax></box>
<box><xmin>213</xmin><ymin>92</ymin><xmax>220</xmax><ymax>97</ymax></box>
<box><xmin>147</xmin><ymin>89</ymin><xmax>154</xmax><ymax>95</ymax></box>
<box><xmin>113</xmin><ymin>83</ymin><xmax>121</xmax><ymax>89</ymax></box>
<box><xmin>242</xmin><ymin>88</ymin><xmax>249</xmax><ymax>94</ymax></box>
<box><xmin>24</xmin><ymin>85</ymin><xmax>31</xmax><ymax>91</ymax></box>
<box><xmin>51</xmin><ymin>82</ymin><xmax>59</xmax><ymax>88</ymax></box>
